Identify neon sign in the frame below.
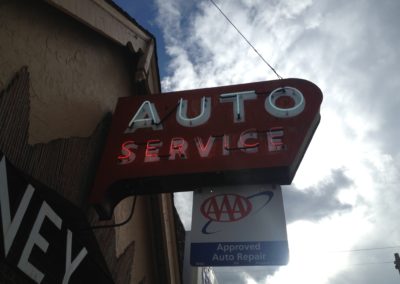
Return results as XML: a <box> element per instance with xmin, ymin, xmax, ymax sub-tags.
<box><xmin>90</xmin><ymin>79</ymin><xmax>322</xmax><ymax>219</ymax></box>
<box><xmin>117</xmin><ymin>128</ymin><xmax>284</xmax><ymax>164</ymax></box>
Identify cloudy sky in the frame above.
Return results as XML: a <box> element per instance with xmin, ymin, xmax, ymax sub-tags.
<box><xmin>115</xmin><ymin>0</ymin><xmax>400</xmax><ymax>283</ymax></box>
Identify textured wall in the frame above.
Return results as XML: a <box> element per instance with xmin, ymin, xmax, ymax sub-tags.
<box><xmin>0</xmin><ymin>0</ymin><xmax>134</xmax><ymax>144</ymax></box>
<box><xmin>114</xmin><ymin>196</ymin><xmax>157</xmax><ymax>284</ymax></box>
<box><xmin>0</xmin><ymin>1</ymin><xmax>158</xmax><ymax>283</ymax></box>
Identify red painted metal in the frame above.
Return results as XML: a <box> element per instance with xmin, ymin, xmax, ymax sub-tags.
<box><xmin>90</xmin><ymin>79</ymin><xmax>322</xmax><ymax>219</ymax></box>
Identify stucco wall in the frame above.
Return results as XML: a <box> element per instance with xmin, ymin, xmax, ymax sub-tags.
<box><xmin>114</xmin><ymin>196</ymin><xmax>157</xmax><ymax>284</ymax></box>
<box><xmin>0</xmin><ymin>0</ymin><xmax>134</xmax><ymax>144</ymax></box>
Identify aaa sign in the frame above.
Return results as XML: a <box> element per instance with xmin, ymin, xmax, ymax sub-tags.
<box><xmin>91</xmin><ymin>79</ymin><xmax>322</xmax><ymax>219</ymax></box>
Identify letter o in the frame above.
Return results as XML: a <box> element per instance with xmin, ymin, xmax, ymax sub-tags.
<box><xmin>265</xmin><ymin>87</ymin><xmax>305</xmax><ymax>118</ymax></box>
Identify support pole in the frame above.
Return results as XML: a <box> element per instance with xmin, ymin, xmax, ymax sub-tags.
<box><xmin>394</xmin><ymin>253</ymin><xmax>400</xmax><ymax>275</ymax></box>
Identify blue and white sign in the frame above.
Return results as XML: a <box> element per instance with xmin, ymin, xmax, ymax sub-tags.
<box><xmin>190</xmin><ymin>184</ymin><xmax>288</xmax><ymax>266</ymax></box>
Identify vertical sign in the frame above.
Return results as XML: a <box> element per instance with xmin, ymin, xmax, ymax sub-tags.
<box><xmin>190</xmin><ymin>185</ymin><xmax>288</xmax><ymax>266</ymax></box>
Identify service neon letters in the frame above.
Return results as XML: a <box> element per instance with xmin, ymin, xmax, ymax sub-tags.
<box><xmin>117</xmin><ymin>128</ymin><xmax>284</xmax><ymax>164</ymax></box>
<box><xmin>90</xmin><ymin>79</ymin><xmax>322</xmax><ymax>219</ymax></box>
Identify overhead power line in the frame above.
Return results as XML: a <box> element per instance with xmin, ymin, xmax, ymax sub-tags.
<box><xmin>347</xmin><ymin>261</ymin><xmax>394</xmax><ymax>267</ymax></box>
<box><xmin>209</xmin><ymin>0</ymin><xmax>283</xmax><ymax>80</ymax></box>
<box><xmin>329</xmin><ymin>245</ymin><xmax>400</xmax><ymax>253</ymax></box>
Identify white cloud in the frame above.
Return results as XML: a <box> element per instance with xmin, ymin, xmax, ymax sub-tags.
<box><xmin>173</xmin><ymin>191</ymin><xmax>193</xmax><ymax>230</ymax></box>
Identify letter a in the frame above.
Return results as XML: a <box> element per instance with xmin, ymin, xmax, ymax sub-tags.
<box><xmin>125</xmin><ymin>101</ymin><xmax>163</xmax><ymax>133</ymax></box>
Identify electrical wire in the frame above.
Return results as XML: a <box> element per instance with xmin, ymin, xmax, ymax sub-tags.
<box><xmin>296</xmin><ymin>246</ymin><xmax>400</xmax><ymax>267</ymax></box>
<box><xmin>347</xmin><ymin>261</ymin><xmax>393</xmax><ymax>266</ymax></box>
<box><xmin>328</xmin><ymin>245</ymin><xmax>400</xmax><ymax>253</ymax></box>
<box><xmin>209</xmin><ymin>0</ymin><xmax>283</xmax><ymax>80</ymax></box>
<box><xmin>87</xmin><ymin>196</ymin><xmax>137</xmax><ymax>230</ymax></box>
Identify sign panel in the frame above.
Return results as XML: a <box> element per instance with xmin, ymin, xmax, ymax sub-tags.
<box><xmin>0</xmin><ymin>152</ymin><xmax>114</xmax><ymax>284</ymax></box>
<box><xmin>90</xmin><ymin>79</ymin><xmax>322</xmax><ymax>219</ymax></box>
<box><xmin>190</xmin><ymin>185</ymin><xmax>288</xmax><ymax>266</ymax></box>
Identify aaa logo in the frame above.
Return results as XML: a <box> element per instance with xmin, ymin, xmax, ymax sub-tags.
<box><xmin>200</xmin><ymin>191</ymin><xmax>274</xmax><ymax>234</ymax></box>
<box><xmin>200</xmin><ymin>194</ymin><xmax>252</xmax><ymax>222</ymax></box>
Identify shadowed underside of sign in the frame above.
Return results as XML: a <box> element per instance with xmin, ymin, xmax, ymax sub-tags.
<box><xmin>90</xmin><ymin>78</ymin><xmax>323</xmax><ymax>219</ymax></box>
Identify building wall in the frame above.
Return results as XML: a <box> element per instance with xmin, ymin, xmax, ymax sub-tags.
<box><xmin>0</xmin><ymin>0</ymin><xmax>180</xmax><ymax>283</ymax></box>
<box><xmin>0</xmin><ymin>0</ymin><xmax>134</xmax><ymax>145</ymax></box>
